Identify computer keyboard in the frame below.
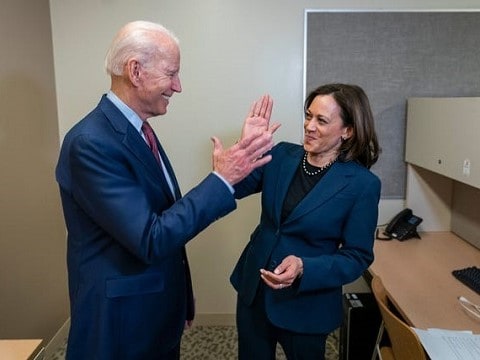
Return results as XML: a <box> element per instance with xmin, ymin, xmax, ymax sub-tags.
<box><xmin>452</xmin><ymin>266</ymin><xmax>480</xmax><ymax>295</ymax></box>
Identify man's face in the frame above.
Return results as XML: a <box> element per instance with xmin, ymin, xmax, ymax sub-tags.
<box><xmin>136</xmin><ymin>41</ymin><xmax>182</xmax><ymax>119</ymax></box>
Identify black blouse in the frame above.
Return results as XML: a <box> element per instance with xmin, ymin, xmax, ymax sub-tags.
<box><xmin>281</xmin><ymin>157</ymin><xmax>333</xmax><ymax>223</ymax></box>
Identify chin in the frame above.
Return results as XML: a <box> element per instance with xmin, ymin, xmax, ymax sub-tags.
<box><xmin>157</xmin><ymin>107</ymin><xmax>168</xmax><ymax>116</ymax></box>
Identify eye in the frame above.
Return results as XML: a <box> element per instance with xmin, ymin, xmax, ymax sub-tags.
<box><xmin>304</xmin><ymin>112</ymin><xmax>313</xmax><ymax>120</ymax></box>
<box><xmin>164</xmin><ymin>69</ymin><xmax>178</xmax><ymax>79</ymax></box>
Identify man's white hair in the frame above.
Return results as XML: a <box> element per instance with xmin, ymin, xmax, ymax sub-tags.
<box><xmin>105</xmin><ymin>20</ymin><xmax>179</xmax><ymax>76</ymax></box>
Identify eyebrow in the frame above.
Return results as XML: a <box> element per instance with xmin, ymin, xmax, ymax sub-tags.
<box><xmin>306</xmin><ymin>110</ymin><xmax>329</xmax><ymax>121</ymax></box>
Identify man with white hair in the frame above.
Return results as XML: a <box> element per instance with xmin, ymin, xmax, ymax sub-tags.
<box><xmin>56</xmin><ymin>20</ymin><xmax>277</xmax><ymax>359</ymax></box>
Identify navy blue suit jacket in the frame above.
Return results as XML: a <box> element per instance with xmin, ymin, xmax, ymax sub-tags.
<box><xmin>231</xmin><ymin>142</ymin><xmax>381</xmax><ymax>334</ymax></box>
<box><xmin>56</xmin><ymin>95</ymin><xmax>236</xmax><ymax>359</ymax></box>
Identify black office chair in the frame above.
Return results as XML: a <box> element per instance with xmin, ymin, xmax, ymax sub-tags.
<box><xmin>371</xmin><ymin>276</ymin><xmax>427</xmax><ymax>360</ymax></box>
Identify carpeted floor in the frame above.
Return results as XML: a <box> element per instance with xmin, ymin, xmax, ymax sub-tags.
<box><xmin>180</xmin><ymin>326</ymin><xmax>339</xmax><ymax>360</ymax></box>
<box><xmin>48</xmin><ymin>326</ymin><xmax>339</xmax><ymax>359</ymax></box>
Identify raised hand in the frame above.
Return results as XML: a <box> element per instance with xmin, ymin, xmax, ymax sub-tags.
<box><xmin>211</xmin><ymin>129</ymin><xmax>274</xmax><ymax>186</ymax></box>
<box><xmin>241</xmin><ymin>94</ymin><xmax>281</xmax><ymax>141</ymax></box>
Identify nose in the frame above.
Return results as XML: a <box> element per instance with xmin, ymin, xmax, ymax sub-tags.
<box><xmin>304</xmin><ymin>120</ymin><xmax>315</xmax><ymax>132</ymax></box>
<box><xmin>172</xmin><ymin>74</ymin><xmax>182</xmax><ymax>93</ymax></box>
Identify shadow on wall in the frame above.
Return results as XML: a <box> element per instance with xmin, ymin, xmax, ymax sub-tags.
<box><xmin>0</xmin><ymin>72</ymin><xmax>69</xmax><ymax>341</ymax></box>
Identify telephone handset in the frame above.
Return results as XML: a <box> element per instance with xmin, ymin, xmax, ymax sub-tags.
<box><xmin>381</xmin><ymin>208</ymin><xmax>422</xmax><ymax>241</ymax></box>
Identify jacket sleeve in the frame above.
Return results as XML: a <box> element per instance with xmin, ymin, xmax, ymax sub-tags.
<box><xmin>297</xmin><ymin>173</ymin><xmax>381</xmax><ymax>292</ymax></box>
<box><xmin>66</xmin><ymin>133</ymin><xmax>236</xmax><ymax>264</ymax></box>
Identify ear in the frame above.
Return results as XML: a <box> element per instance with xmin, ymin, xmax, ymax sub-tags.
<box><xmin>342</xmin><ymin>126</ymin><xmax>353</xmax><ymax>140</ymax></box>
<box><xmin>126</xmin><ymin>59</ymin><xmax>141</xmax><ymax>86</ymax></box>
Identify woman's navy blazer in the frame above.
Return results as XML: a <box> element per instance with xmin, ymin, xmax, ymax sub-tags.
<box><xmin>231</xmin><ymin>142</ymin><xmax>381</xmax><ymax>334</ymax></box>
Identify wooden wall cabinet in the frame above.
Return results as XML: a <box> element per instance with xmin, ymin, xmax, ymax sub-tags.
<box><xmin>405</xmin><ymin>98</ymin><xmax>480</xmax><ymax>250</ymax></box>
<box><xmin>406</xmin><ymin>98</ymin><xmax>480</xmax><ymax>189</ymax></box>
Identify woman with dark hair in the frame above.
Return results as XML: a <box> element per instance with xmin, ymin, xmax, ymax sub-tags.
<box><xmin>231</xmin><ymin>83</ymin><xmax>381</xmax><ymax>359</ymax></box>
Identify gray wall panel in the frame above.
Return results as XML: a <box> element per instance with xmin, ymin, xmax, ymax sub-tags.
<box><xmin>306</xmin><ymin>11</ymin><xmax>480</xmax><ymax>198</ymax></box>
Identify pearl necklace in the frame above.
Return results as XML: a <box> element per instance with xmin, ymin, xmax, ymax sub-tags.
<box><xmin>302</xmin><ymin>152</ymin><xmax>337</xmax><ymax>176</ymax></box>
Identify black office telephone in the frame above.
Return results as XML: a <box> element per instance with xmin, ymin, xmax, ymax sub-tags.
<box><xmin>381</xmin><ymin>208</ymin><xmax>422</xmax><ymax>241</ymax></box>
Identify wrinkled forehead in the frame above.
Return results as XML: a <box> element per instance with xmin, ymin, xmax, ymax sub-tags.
<box><xmin>144</xmin><ymin>33</ymin><xmax>180</xmax><ymax>70</ymax></box>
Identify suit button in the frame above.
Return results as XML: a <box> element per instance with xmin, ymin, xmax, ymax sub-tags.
<box><xmin>268</xmin><ymin>260</ymin><xmax>277</xmax><ymax>271</ymax></box>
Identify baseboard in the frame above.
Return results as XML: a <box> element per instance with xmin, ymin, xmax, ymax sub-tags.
<box><xmin>43</xmin><ymin>318</ymin><xmax>70</xmax><ymax>359</ymax></box>
<box><xmin>194</xmin><ymin>313</ymin><xmax>235</xmax><ymax>326</ymax></box>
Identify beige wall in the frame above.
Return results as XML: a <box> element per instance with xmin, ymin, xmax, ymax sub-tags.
<box><xmin>48</xmin><ymin>0</ymin><xmax>479</xmax><ymax>321</ymax></box>
<box><xmin>0</xmin><ymin>0</ymin><xmax>68</xmax><ymax>342</ymax></box>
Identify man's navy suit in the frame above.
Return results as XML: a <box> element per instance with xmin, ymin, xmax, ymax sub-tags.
<box><xmin>56</xmin><ymin>95</ymin><xmax>236</xmax><ymax>359</ymax></box>
<box><xmin>231</xmin><ymin>142</ymin><xmax>381</xmax><ymax>337</ymax></box>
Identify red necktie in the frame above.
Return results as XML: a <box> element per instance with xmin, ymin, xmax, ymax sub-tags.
<box><xmin>142</xmin><ymin>121</ymin><xmax>161</xmax><ymax>165</ymax></box>
<box><xmin>142</xmin><ymin>121</ymin><xmax>178</xmax><ymax>199</ymax></box>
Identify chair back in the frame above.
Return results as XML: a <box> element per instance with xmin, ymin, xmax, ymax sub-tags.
<box><xmin>371</xmin><ymin>276</ymin><xmax>427</xmax><ymax>360</ymax></box>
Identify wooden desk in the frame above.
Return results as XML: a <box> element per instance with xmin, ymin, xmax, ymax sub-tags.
<box><xmin>0</xmin><ymin>339</ymin><xmax>43</xmax><ymax>360</ymax></box>
<box><xmin>369</xmin><ymin>231</ymin><xmax>480</xmax><ymax>333</ymax></box>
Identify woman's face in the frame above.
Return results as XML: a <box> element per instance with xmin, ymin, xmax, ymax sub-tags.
<box><xmin>303</xmin><ymin>94</ymin><xmax>351</xmax><ymax>157</ymax></box>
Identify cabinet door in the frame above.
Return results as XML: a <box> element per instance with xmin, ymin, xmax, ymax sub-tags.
<box><xmin>406</xmin><ymin>98</ymin><xmax>480</xmax><ymax>188</ymax></box>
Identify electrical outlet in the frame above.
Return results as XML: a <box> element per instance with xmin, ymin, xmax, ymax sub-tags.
<box><xmin>463</xmin><ymin>159</ymin><xmax>471</xmax><ymax>176</ymax></box>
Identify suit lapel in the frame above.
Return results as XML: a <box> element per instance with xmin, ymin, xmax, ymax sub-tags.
<box><xmin>272</xmin><ymin>147</ymin><xmax>303</xmax><ymax>222</ymax></box>
<box><xmin>157</xmin><ymin>141</ymin><xmax>182</xmax><ymax>199</ymax></box>
<box><xmin>99</xmin><ymin>96</ymin><xmax>176</xmax><ymax>202</ymax></box>
<box><xmin>285</xmin><ymin>162</ymin><xmax>353</xmax><ymax>224</ymax></box>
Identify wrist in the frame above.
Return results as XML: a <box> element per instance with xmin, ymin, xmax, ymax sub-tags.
<box><xmin>297</xmin><ymin>257</ymin><xmax>304</xmax><ymax>278</ymax></box>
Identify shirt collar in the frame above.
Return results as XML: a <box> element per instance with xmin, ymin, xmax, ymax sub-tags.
<box><xmin>106</xmin><ymin>91</ymin><xmax>143</xmax><ymax>133</ymax></box>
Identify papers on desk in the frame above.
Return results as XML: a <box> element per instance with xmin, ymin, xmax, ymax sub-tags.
<box><xmin>414</xmin><ymin>328</ymin><xmax>480</xmax><ymax>360</ymax></box>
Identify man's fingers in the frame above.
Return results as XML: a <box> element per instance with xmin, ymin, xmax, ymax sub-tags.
<box><xmin>238</xmin><ymin>129</ymin><xmax>268</xmax><ymax>149</ymax></box>
<box><xmin>248</xmin><ymin>134</ymin><xmax>274</xmax><ymax>157</ymax></box>
<box><xmin>250</xmin><ymin>155</ymin><xmax>272</xmax><ymax>169</ymax></box>
<box><xmin>211</xmin><ymin>136</ymin><xmax>223</xmax><ymax>152</ymax></box>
